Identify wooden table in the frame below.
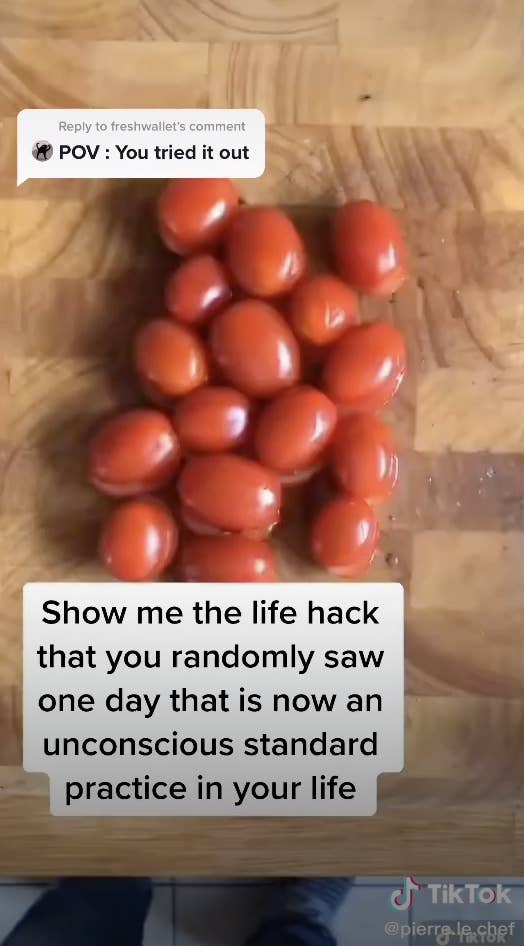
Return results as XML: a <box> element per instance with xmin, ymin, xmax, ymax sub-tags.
<box><xmin>2</xmin><ymin>0</ymin><xmax>524</xmax><ymax>875</ymax></box>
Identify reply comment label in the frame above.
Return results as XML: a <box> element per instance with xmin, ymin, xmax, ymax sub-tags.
<box><xmin>17</xmin><ymin>108</ymin><xmax>265</xmax><ymax>184</ymax></box>
<box><xmin>23</xmin><ymin>582</ymin><xmax>404</xmax><ymax>816</ymax></box>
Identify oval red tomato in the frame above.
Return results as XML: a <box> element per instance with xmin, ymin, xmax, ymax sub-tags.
<box><xmin>209</xmin><ymin>299</ymin><xmax>300</xmax><ymax>398</ymax></box>
<box><xmin>330</xmin><ymin>414</ymin><xmax>398</xmax><ymax>503</ymax></box>
<box><xmin>99</xmin><ymin>496</ymin><xmax>178</xmax><ymax>581</ymax></box>
<box><xmin>254</xmin><ymin>385</ymin><xmax>337</xmax><ymax>477</ymax></box>
<box><xmin>88</xmin><ymin>409</ymin><xmax>180</xmax><ymax>497</ymax></box>
<box><xmin>157</xmin><ymin>178</ymin><xmax>239</xmax><ymax>256</ymax></box>
<box><xmin>289</xmin><ymin>273</ymin><xmax>359</xmax><ymax>346</ymax></box>
<box><xmin>177</xmin><ymin>453</ymin><xmax>281</xmax><ymax>533</ymax></box>
<box><xmin>173</xmin><ymin>386</ymin><xmax>251</xmax><ymax>452</ymax></box>
<box><xmin>322</xmin><ymin>322</ymin><xmax>406</xmax><ymax>411</ymax></box>
<box><xmin>134</xmin><ymin>318</ymin><xmax>208</xmax><ymax>400</ymax></box>
<box><xmin>165</xmin><ymin>254</ymin><xmax>232</xmax><ymax>326</ymax></box>
<box><xmin>333</xmin><ymin>200</ymin><xmax>407</xmax><ymax>296</ymax></box>
<box><xmin>180</xmin><ymin>534</ymin><xmax>277</xmax><ymax>582</ymax></box>
<box><xmin>224</xmin><ymin>206</ymin><xmax>306</xmax><ymax>298</ymax></box>
<box><xmin>311</xmin><ymin>495</ymin><xmax>379</xmax><ymax>576</ymax></box>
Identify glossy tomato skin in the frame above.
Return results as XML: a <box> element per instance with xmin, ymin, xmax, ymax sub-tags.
<box><xmin>311</xmin><ymin>495</ymin><xmax>379</xmax><ymax>577</ymax></box>
<box><xmin>254</xmin><ymin>385</ymin><xmax>337</xmax><ymax>476</ymax></box>
<box><xmin>165</xmin><ymin>254</ymin><xmax>232</xmax><ymax>326</ymax></box>
<box><xmin>88</xmin><ymin>409</ymin><xmax>180</xmax><ymax>497</ymax></box>
<box><xmin>173</xmin><ymin>385</ymin><xmax>251</xmax><ymax>452</ymax></box>
<box><xmin>134</xmin><ymin>318</ymin><xmax>208</xmax><ymax>400</ymax></box>
<box><xmin>177</xmin><ymin>453</ymin><xmax>281</xmax><ymax>533</ymax></box>
<box><xmin>99</xmin><ymin>497</ymin><xmax>178</xmax><ymax>581</ymax></box>
<box><xmin>225</xmin><ymin>207</ymin><xmax>307</xmax><ymax>298</ymax></box>
<box><xmin>333</xmin><ymin>200</ymin><xmax>407</xmax><ymax>296</ymax></box>
<box><xmin>157</xmin><ymin>179</ymin><xmax>239</xmax><ymax>256</ymax></box>
<box><xmin>289</xmin><ymin>274</ymin><xmax>359</xmax><ymax>346</ymax></box>
<box><xmin>323</xmin><ymin>322</ymin><xmax>406</xmax><ymax>412</ymax></box>
<box><xmin>209</xmin><ymin>299</ymin><xmax>300</xmax><ymax>398</ymax></box>
<box><xmin>180</xmin><ymin>534</ymin><xmax>277</xmax><ymax>582</ymax></box>
<box><xmin>331</xmin><ymin>414</ymin><xmax>398</xmax><ymax>503</ymax></box>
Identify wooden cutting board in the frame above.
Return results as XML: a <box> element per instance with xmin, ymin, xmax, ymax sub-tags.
<box><xmin>1</xmin><ymin>0</ymin><xmax>524</xmax><ymax>874</ymax></box>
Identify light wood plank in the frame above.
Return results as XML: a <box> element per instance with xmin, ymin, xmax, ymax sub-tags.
<box><xmin>338</xmin><ymin>0</ymin><xmax>524</xmax><ymax>52</ymax></box>
<box><xmin>0</xmin><ymin>0</ymin><xmax>138</xmax><ymax>39</ymax></box>
<box><xmin>411</xmin><ymin>532</ymin><xmax>524</xmax><ymax>611</ymax></box>
<box><xmin>416</xmin><ymin>370</ymin><xmax>524</xmax><ymax>452</ymax></box>
<box><xmin>0</xmin><ymin>779</ymin><xmax>518</xmax><ymax>873</ymax></box>
<box><xmin>0</xmin><ymin>40</ymin><xmax>209</xmax><ymax>113</ymax></box>
<box><xmin>209</xmin><ymin>44</ymin><xmax>524</xmax><ymax>127</ymax></box>
<box><xmin>406</xmin><ymin>608</ymin><xmax>524</xmax><ymax>697</ymax></box>
<box><xmin>0</xmin><ymin>190</ymin><xmax>165</xmax><ymax>278</ymax></box>
<box><xmin>139</xmin><ymin>0</ymin><xmax>337</xmax><ymax>42</ymax></box>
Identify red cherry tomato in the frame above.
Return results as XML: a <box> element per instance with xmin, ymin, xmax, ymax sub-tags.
<box><xmin>134</xmin><ymin>318</ymin><xmax>208</xmax><ymax>400</ymax></box>
<box><xmin>165</xmin><ymin>254</ymin><xmax>232</xmax><ymax>326</ymax></box>
<box><xmin>99</xmin><ymin>497</ymin><xmax>178</xmax><ymax>581</ymax></box>
<box><xmin>333</xmin><ymin>200</ymin><xmax>407</xmax><ymax>296</ymax></box>
<box><xmin>289</xmin><ymin>274</ymin><xmax>359</xmax><ymax>346</ymax></box>
<box><xmin>225</xmin><ymin>206</ymin><xmax>306</xmax><ymax>298</ymax></box>
<box><xmin>180</xmin><ymin>534</ymin><xmax>277</xmax><ymax>582</ymax></box>
<box><xmin>177</xmin><ymin>453</ymin><xmax>281</xmax><ymax>533</ymax></box>
<box><xmin>157</xmin><ymin>179</ymin><xmax>239</xmax><ymax>256</ymax></box>
<box><xmin>173</xmin><ymin>386</ymin><xmax>251</xmax><ymax>452</ymax></box>
<box><xmin>88</xmin><ymin>409</ymin><xmax>180</xmax><ymax>497</ymax></box>
<box><xmin>254</xmin><ymin>385</ymin><xmax>337</xmax><ymax>477</ymax></box>
<box><xmin>322</xmin><ymin>322</ymin><xmax>406</xmax><ymax>411</ymax></box>
<box><xmin>331</xmin><ymin>414</ymin><xmax>398</xmax><ymax>503</ymax></box>
<box><xmin>209</xmin><ymin>299</ymin><xmax>300</xmax><ymax>397</ymax></box>
<box><xmin>311</xmin><ymin>496</ymin><xmax>379</xmax><ymax>576</ymax></box>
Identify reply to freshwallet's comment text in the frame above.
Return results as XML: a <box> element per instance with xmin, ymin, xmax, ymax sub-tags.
<box><xmin>17</xmin><ymin>108</ymin><xmax>265</xmax><ymax>184</ymax></box>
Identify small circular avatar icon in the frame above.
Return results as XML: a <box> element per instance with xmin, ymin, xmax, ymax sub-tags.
<box><xmin>32</xmin><ymin>140</ymin><xmax>53</xmax><ymax>162</ymax></box>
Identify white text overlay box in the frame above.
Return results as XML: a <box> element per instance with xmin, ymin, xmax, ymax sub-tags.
<box><xmin>18</xmin><ymin>109</ymin><xmax>265</xmax><ymax>184</ymax></box>
<box><xmin>24</xmin><ymin>582</ymin><xmax>404</xmax><ymax>816</ymax></box>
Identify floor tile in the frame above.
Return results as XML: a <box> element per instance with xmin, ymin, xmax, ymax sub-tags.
<box><xmin>410</xmin><ymin>883</ymin><xmax>524</xmax><ymax>946</ymax></box>
<box><xmin>413</xmin><ymin>876</ymin><xmax>524</xmax><ymax>886</ymax></box>
<box><xmin>353</xmin><ymin>877</ymin><xmax>403</xmax><ymax>886</ymax></box>
<box><xmin>0</xmin><ymin>879</ymin><xmax>53</xmax><ymax>886</ymax></box>
<box><xmin>143</xmin><ymin>886</ymin><xmax>174</xmax><ymax>946</ymax></box>
<box><xmin>333</xmin><ymin>884</ymin><xmax>395</xmax><ymax>946</ymax></box>
<box><xmin>505</xmin><ymin>886</ymin><xmax>524</xmax><ymax>918</ymax></box>
<box><xmin>0</xmin><ymin>885</ymin><xmax>47</xmax><ymax>943</ymax></box>
<box><xmin>175</xmin><ymin>884</ymin><xmax>270</xmax><ymax>946</ymax></box>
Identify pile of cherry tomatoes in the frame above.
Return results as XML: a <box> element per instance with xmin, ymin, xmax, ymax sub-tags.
<box><xmin>88</xmin><ymin>179</ymin><xmax>407</xmax><ymax>583</ymax></box>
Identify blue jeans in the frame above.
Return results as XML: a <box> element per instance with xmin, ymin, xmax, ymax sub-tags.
<box><xmin>2</xmin><ymin>879</ymin><xmax>337</xmax><ymax>946</ymax></box>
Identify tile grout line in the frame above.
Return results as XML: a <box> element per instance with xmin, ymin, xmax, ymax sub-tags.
<box><xmin>160</xmin><ymin>881</ymin><xmax>524</xmax><ymax>889</ymax></box>
<box><xmin>4</xmin><ymin>880</ymin><xmax>166</xmax><ymax>886</ymax></box>
<box><xmin>3</xmin><ymin>879</ymin><xmax>524</xmax><ymax>888</ymax></box>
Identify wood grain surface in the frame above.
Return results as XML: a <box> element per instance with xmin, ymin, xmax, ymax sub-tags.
<box><xmin>1</xmin><ymin>0</ymin><xmax>524</xmax><ymax>875</ymax></box>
